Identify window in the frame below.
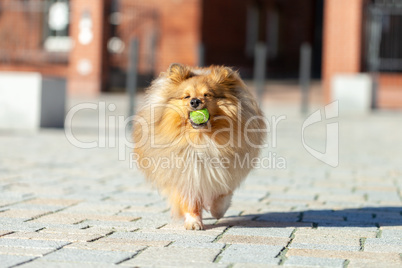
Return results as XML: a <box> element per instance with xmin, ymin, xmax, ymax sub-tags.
<box><xmin>43</xmin><ymin>0</ymin><xmax>72</xmax><ymax>52</ymax></box>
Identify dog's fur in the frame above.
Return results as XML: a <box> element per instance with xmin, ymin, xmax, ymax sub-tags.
<box><xmin>133</xmin><ymin>63</ymin><xmax>266</xmax><ymax>230</ymax></box>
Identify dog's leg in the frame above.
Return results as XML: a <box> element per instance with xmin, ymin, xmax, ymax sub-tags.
<box><xmin>211</xmin><ymin>192</ymin><xmax>233</xmax><ymax>219</ymax></box>
<box><xmin>183</xmin><ymin>202</ymin><xmax>204</xmax><ymax>230</ymax></box>
<box><xmin>169</xmin><ymin>191</ymin><xmax>204</xmax><ymax>230</ymax></box>
<box><xmin>169</xmin><ymin>191</ymin><xmax>184</xmax><ymax>218</ymax></box>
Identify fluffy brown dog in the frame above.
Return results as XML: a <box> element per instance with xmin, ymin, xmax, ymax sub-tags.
<box><xmin>133</xmin><ymin>63</ymin><xmax>266</xmax><ymax>230</ymax></box>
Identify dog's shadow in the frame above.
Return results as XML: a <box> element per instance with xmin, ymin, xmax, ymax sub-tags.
<box><xmin>204</xmin><ymin>206</ymin><xmax>402</xmax><ymax>229</ymax></box>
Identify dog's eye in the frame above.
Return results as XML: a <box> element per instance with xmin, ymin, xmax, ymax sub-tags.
<box><xmin>184</xmin><ymin>96</ymin><xmax>190</xmax><ymax>99</ymax></box>
<box><xmin>204</xmin><ymin>93</ymin><xmax>209</xmax><ymax>97</ymax></box>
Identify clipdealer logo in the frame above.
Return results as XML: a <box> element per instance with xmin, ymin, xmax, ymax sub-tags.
<box><xmin>63</xmin><ymin>101</ymin><xmax>339</xmax><ymax>168</ymax></box>
<box><xmin>301</xmin><ymin>101</ymin><xmax>339</xmax><ymax>167</ymax></box>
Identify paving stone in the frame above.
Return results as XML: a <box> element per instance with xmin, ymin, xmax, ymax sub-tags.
<box><xmin>0</xmin><ymin>231</ymin><xmax>13</xmax><ymax>237</ymax></box>
<box><xmin>0</xmin><ymin>209</ymin><xmax>48</xmax><ymax>221</ymax></box>
<box><xmin>367</xmin><ymin>192</ymin><xmax>401</xmax><ymax>202</ymax></box>
<box><xmin>289</xmin><ymin>243</ymin><xmax>359</xmax><ymax>252</ymax></box>
<box><xmin>218</xmin><ymin>244</ymin><xmax>282</xmax><ymax>264</ymax></box>
<box><xmin>225</xmin><ymin>226</ymin><xmax>295</xmax><ymax>238</ymax></box>
<box><xmin>256</xmin><ymin>212</ymin><xmax>301</xmax><ymax>222</ymax></box>
<box><xmin>302</xmin><ymin>212</ymin><xmax>345</xmax><ymax>223</ymax></box>
<box><xmin>284</xmin><ymin>256</ymin><xmax>345</xmax><ymax>267</ymax></box>
<box><xmin>78</xmin><ymin>220</ymin><xmax>139</xmax><ymax>232</ymax></box>
<box><xmin>62</xmin><ymin>202</ymin><xmax>128</xmax><ymax>215</ymax></box>
<box><xmin>0</xmin><ymin>245</ymin><xmax>54</xmax><ymax>256</ymax></box>
<box><xmin>65</xmin><ymin>242</ymin><xmax>145</xmax><ymax>252</ymax></box>
<box><xmin>97</xmin><ymin>237</ymin><xmax>171</xmax><ymax>247</ymax></box>
<box><xmin>381</xmin><ymin>229</ymin><xmax>402</xmax><ymax>239</ymax></box>
<box><xmin>316</xmin><ymin>194</ymin><xmax>365</xmax><ymax>203</ymax></box>
<box><xmin>268</xmin><ymin>193</ymin><xmax>317</xmax><ymax>202</ymax></box>
<box><xmin>364</xmin><ymin>238</ymin><xmax>402</xmax><ymax>253</ymax></box>
<box><xmin>381</xmin><ymin>225</ymin><xmax>402</xmax><ymax>230</ymax></box>
<box><xmin>19</xmin><ymin>260</ymin><xmax>120</xmax><ymax>268</ymax></box>
<box><xmin>0</xmin><ymin>238</ymin><xmax>70</xmax><ymax>249</ymax></box>
<box><xmin>24</xmin><ymin>198</ymin><xmax>81</xmax><ymax>207</ymax></box>
<box><xmin>219</xmin><ymin>235</ymin><xmax>289</xmax><ymax>246</ymax></box>
<box><xmin>347</xmin><ymin>258</ymin><xmax>402</xmax><ymax>267</ymax></box>
<box><xmin>286</xmin><ymin>248</ymin><xmax>402</xmax><ymax>264</ymax></box>
<box><xmin>4</xmin><ymin>231</ymin><xmax>105</xmax><ymax>243</ymax></box>
<box><xmin>108</xmin><ymin>230</ymin><xmax>216</xmax><ymax>245</ymax></box>
<box><xmin>0</xmin><ymin>254</ymin><xmax>36</xmax><ymax>267</ymax></box>
<box><xmin>169</xmin><ymin>241</ymin><xmax>226</xmax><ymax>249</ymax></box>
<box><xmin>317</xmin><ymin>221</ymin><xmax>377</xmax><ymax>228</ymax></box>
<box><xmin>232</xmin><ymin>264</ymin><xmax>281</xmax><ymax>268</ymax></box>
<box><xmin>158</xmin><ymin>224</ymin><xmax>226</xmax><ymax>236</ymax></box>
<box><xmin>215</xmin><ymin>215</ymin><xmax>256</xmax><ymax>226</ymax></box>
<box><xmin>31</xmin><ymin>212</ymin><xmax>137</xmax><ymax>225</ymax></box>
<box><xmin>40</xmin><ymin>248</ymin><xmax>133</xmax><ymax>263</ymax></box>
<box><xmin>290</xmin><ymin>230</ymin><xmax>361</xmax><ymax>251</ymax></box>
<box><xmin>30</xmin><ymin>213</ymin><xmax>88</xmax><ymax>225</ymax></box>
<box><xmin>39</xmin><ymin>226</ymin><xmax>111</xmax><ymax>236</ymax></box>
<box><xmin>21</xmin><ymin>223</ymin><xmax>85</xmax><ymax>232</ymax></box>
<box><xmin>295</xmin><ymin>228</ymin><xmax>377</xmax><ymax>238</ymax></box>
<box><xmin>115</xmin><ymin>205</ymin><xmax>167</xmax><ymax>215</ymax></box>
<box><xmin>128</xmin><ymin>216</ymin><xmax>171</xmax><ymax>229</ymax></box>
<box><xmin>120</xmin><ymin>247</ymin><xmax>221</xmax><ymax>266</ymax></box>
<box><xmin>121</xmin><ymin>259</ymin><xmax>227</xmax><ymax>268</ymax></box>
<box><xmin>3</xmin><ymin>204</ymin><xmax>66</xmax><ymax>212</ymax></box>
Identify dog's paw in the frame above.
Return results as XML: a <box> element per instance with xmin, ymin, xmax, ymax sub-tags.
<box><xmin>184</xmin><ymin>213</ymin><xmax>204</xmax><ymax>230</ymax></box>
<box><xmin>211</xmin><ymin>193</ymin><xmax>232</xmax><ymax>219</ymax></box>
<box><xmin>211</xmin><ymin>209</ymin><xmax>225</xmax><ymax>220</ymax></box>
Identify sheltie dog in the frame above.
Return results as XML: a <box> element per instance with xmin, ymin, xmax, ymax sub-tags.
<box><xmin>133</xmin><ymin>63</ymin><xmax>266</xmax><ymax>230</ymax></box>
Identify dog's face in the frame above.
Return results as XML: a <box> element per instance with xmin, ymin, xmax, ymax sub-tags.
<box><xmin>142</xmin><ymin>63</ymin><xmax>265</xmax><ymax>149</ymax></box>
<box><xmin>172</xmin><ymin>77</ymin><xmax>218</xmax><ymax>129</ymax></box>
<box><xmin>162</xmin><ymin>64</ymin><xmax>241</xmax><ymax>134</ymax></box>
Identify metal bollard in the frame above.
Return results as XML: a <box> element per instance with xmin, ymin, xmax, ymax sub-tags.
<box><xmin>127</xmin><ymin>38</ymin><xmax>139</xmax><ymax>119</ymax></box>
<box><xmin>198</xmin><ymin>43</ymin><xmax>205</xmax><ymax>67</ymax></box>
<box><xmin>254</xmin><ymin>42</ymin><xmax>267</xmax><ymax>107</ymax></box>
<box><xmin>299</xmin><ymin>43</ymin><xmax>312</xmax><ymax>115</ymax></box>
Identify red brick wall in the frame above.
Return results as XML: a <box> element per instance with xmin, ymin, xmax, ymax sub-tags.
<box><xmin>0</xmin><ymin>0</ymin><xmax>68</xmax><ymax>77</ymax></box>
<box><xmin>128</xmin><ymin>0</ymin><xmax>202</xmax><ymax>74</ymax></box>
<box><xmin>0</xmin><ymin>64</ymin><xmax>67</xmax><ymax>77</ymax></box>
<box><xmin>322</xmin><ymin>0</ymin><xmax>364</xmax><ymax>103</ymax></box>
<box><xmin>378</xmin><ymin>74</ymin><xmax>402</xmax><ymax>109</ymax></box>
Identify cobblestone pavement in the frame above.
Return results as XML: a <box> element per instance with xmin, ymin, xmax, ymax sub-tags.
<box><xmin>0</xmin><ymin>92</ymin><xmax>402</xmax><ymax>267</ymax></box>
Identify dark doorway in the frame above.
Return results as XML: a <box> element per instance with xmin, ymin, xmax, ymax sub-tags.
<box><xmin>201</xmin><ymin>0</ymin><xmax>324</xmax><ymax>79</ymax></box>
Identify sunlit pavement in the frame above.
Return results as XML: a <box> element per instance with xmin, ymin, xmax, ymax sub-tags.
<box><xmin>1</xmin><ymin>87</ymin><xmax>402</xmax><ymax>267</ymax></box>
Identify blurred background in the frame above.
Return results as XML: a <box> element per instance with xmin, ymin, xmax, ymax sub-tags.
<box><xmin>0</xmin><ymin>0</ymin><xmax>401</xmax><ymax>130</ymax></box>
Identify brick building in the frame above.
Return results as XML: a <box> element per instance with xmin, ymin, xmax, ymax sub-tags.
<box><xmin>323</xmin><ymin>0</ymin><xmax>402</xmax><ymax>108</ymax></box>
<box><xmin>0</xmin><ymin>0</ymin><xmax>401</xmax><ymax>108</ymax></box>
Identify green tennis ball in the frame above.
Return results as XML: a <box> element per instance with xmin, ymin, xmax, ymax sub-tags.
<box><xmin>190</xmin><ymin>108</ymin><xmax>209</xmax><ymax>124</ymax></box>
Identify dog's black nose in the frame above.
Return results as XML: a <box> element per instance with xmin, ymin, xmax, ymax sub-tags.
<box><xmin>190</xmin><ymin>98</ymin><xmax>202</xmax><ymax>108</ymax></box>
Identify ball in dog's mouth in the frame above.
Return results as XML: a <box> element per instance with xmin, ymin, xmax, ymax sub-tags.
<box><xmin>189</xmin><ymin>108</ymin><xmax>209</xmax><ymax>129</ymax></box>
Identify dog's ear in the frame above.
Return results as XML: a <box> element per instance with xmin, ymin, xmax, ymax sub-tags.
<box><xmin>167</xmin><ymin>63</ymin><xmax>193</xmax><ymax>84</ymax></box>
<box><xmin>168</xmin><ymin>63</ymin><xmax>184</xmax><ymax>75</ymax></box>
<box><xmin>212</xmin><ymin>66</ymin><xmax>240</xmax><ymax>89</ymax></box>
